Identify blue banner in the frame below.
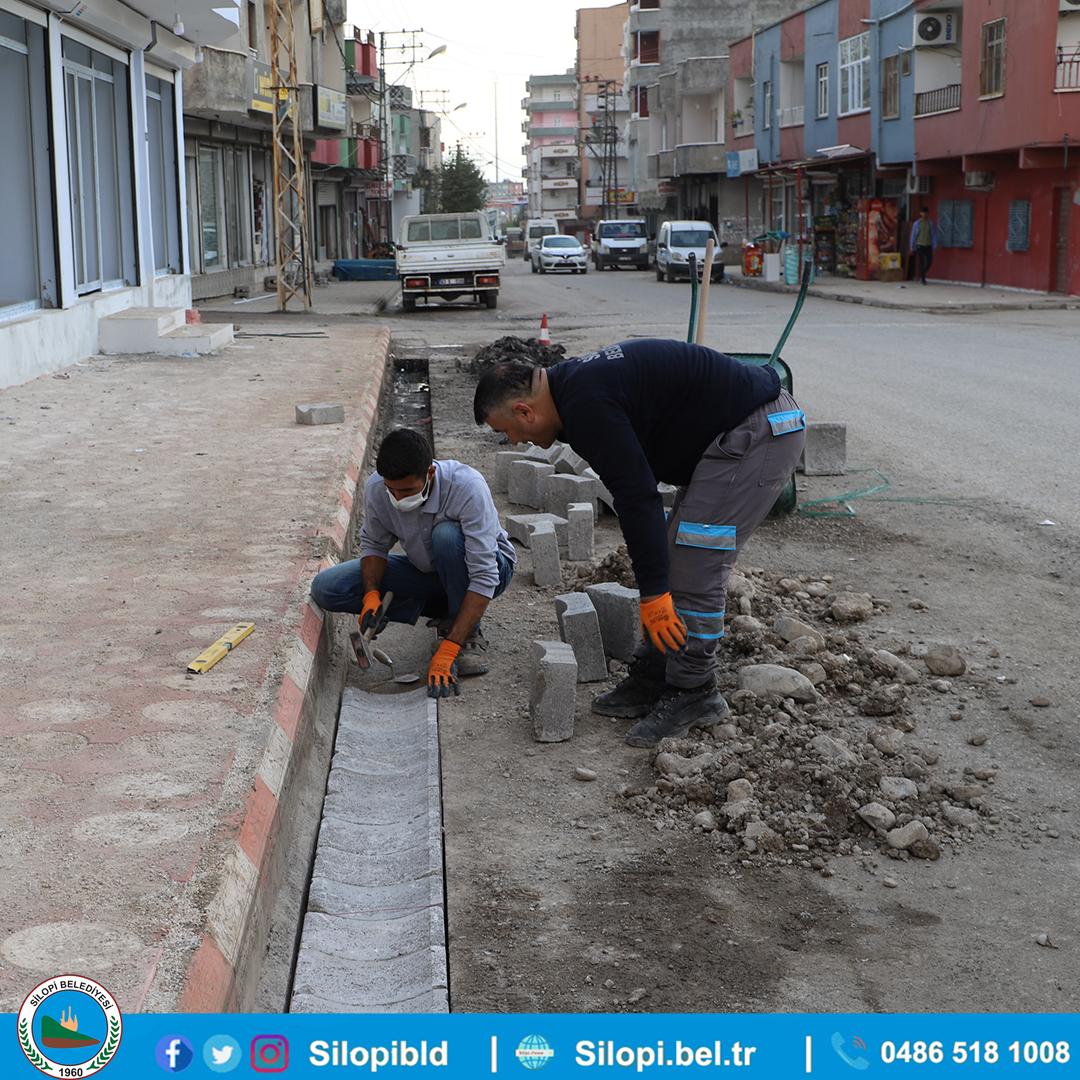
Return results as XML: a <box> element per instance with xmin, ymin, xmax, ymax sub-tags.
<box><xmin>5</xmin><ymin>1011</ymin><xmax>1080</xmax><ymax>1078</ymax></box>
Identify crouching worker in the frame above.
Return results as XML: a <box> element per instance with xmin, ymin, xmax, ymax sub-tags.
<box><xmin>310</xmin><ymin>427</ymin><xmax>516</xmax><ymax>698</ymax></box>
<box><xmin>473</xmin><ymin>339</ymin><xmax>805</xmax><ymax>746</ymax></box>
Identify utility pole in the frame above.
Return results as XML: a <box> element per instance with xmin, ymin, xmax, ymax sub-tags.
<box><xmin>583</xmin><ymin>77</ymin><xmax>620</xmax><ymax>220</ymax></box>
<box><xmin>269</xmin><ymin>0</ymin><xmax>312</xmax><ymax>310</ymax></box>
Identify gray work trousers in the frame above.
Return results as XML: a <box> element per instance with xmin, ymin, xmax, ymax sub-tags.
<box><xmin>633</xmin><ymin>388</ymin><xmax>806</xmax><ymax>688</ymax></box>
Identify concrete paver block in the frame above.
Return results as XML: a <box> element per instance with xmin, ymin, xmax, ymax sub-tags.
<box><xmin>529</xmin><ymin>520</ymin><xmax>562</xmax><ymax>587</ymax></box>
<box><xmin>296</xmin><ymin>403</ymin><xmax>346</xmax><ymax>425</ymax></box>
<box><xmin>493</xmin><ymin>450</ymin><xmax>527</xmax><ymax>492</ymax></box>
<box><xmin>530</xmin><ymin>640</ymin><xmax>578</xmax><ymax>742</ymax></box>
<box><xmin>802</xmin><ymin>422</ymin><xmax>847</xmax><ymax>476</ymax></box>
<box><xmin>586</xmin><ymin>582</ymin><xmax>640</xmax><ymax>662</ymax></box>
<box><xmin>524</xmin><ymin>442</ymin><xmax>563</xmax><ymax>464</ymax></box>
<box><xmin>504</xmin><ymin>513</ymin><xmax>567</xmax><ymax>549</ymax></box>
<box><xmin>554</xmin><ymin>445</ymin><xmax>590</xmax><ymax>475</ymax></box>
<box><xmin>545</xmin><ymin>473</ymin><xmax>597</xmax><ymax>519</ymax></box>
<box><xmin>566</xmin><ymin>502</ymin><xmax>594</xmax><ymax>561</ymax></box>
<box><xmin>555</xmin><ymin>593</ymin><xmax>609</xmax><ymax>682</ymax></box>
<box><xmin>583</xmin><ymin>467</ymin><xmax>615</xmax><ymax>513</ymax></box>
<box><xmin>508</xmin><ymin>459</ymin><xmax>555</xmax><ymax>509</ymax></box>
<box><xmin>658</xmin><ymin>482</ymin><xmax>678</xmax><ymax>508</ymax></box>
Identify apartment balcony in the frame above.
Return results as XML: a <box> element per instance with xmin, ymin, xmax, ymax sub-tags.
<box><xmin>675</xmin><ymin>142</ymin><xmax>726</xmax><ymax>175</ymax></box>
<box><xmin>1057</xmin><ymin>47</ymin><xmax>1080</xmax><ymax>91</ymax></box>
<box><xmin>915</xmin><ymin>84</ymin><xmax>961</xmax><ymax>116</ymax></box>
<box><xmin>779</xmin><ymin>105</ymin><xmax>804</xmax><ymax>128</ymax></box>
<box><xmin>647</xmin><ymin>150</ymin><xmax>675</xmax><ymax>179</ymax></box>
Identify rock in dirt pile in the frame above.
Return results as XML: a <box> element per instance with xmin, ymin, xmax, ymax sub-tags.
<box><xmin>583</xmin><ymin>555</ymin><xmax>1015</xmax><ymax>871</ymax></box>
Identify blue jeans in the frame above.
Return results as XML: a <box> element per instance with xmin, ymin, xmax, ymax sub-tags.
<box><xmin>309</xmin><ymin>521</ymin><xmax>513</xmax><ymax>631</ymax></box>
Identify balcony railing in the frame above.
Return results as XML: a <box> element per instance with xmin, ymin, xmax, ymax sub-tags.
<box><xmin>779</xmin><ymin>105</ymin><xmax>804</xmax><ymax>127</ymax></box>
<box><xmin>915</xmin><ymin>83</ymin><xmax>961</xmax><ymax>116</ymax></box>
<box><xmin>1057</xmin><ymin>47</ymin><xmax>1080</xmax><ymax>90</ymax></box>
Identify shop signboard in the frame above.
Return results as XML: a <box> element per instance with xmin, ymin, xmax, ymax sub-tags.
<box><xmin>317</xmin><ymin>86</ymin><xmax>347</xmax><ymax>130</ymax></box>
<box><xmin>251</xmin><ymin>61</ymin><xmax>274</xmax><ymax>114</ymax></box>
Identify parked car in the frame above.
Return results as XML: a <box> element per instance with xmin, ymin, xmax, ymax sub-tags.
<box><xmin>654</xmin><ymin>220</ymin><xmax>724</xmax><ymax>282</ymax></box>
<box><xmin>531</xmin><ymin>235</ymin><xmax>588</xmax><ymax>274</ymax></box>
<box><xmin>591</xmin><ymin>219</ymin><xmax>650</xmax><ymax>270</ymax></box>
<box><xmin>396</xmin><ymin>212</ymin><xmax>504</xmax><ymax>311</ymax></box>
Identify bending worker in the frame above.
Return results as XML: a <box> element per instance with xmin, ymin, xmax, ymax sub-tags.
<box><xmin>310</xmin><ymin>427</ymin><xmax>516</xmax><ymax>698</ymax></box>
<box><xmin>473</xmin><ymin>339</ymin><xmax>805</xmax><ymax>747</ymax></box>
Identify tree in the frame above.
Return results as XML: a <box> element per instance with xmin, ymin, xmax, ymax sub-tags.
<box><xmin>436</xmin><ymin>144</ymin><xmax>489</xmax><ymax>214</ymax></box>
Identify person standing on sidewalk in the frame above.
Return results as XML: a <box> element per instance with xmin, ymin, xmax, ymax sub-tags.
<box><xmin>910</xmin><ymin>206</ymin><xmax>937</xmax><ymax>285</ymax></box>
<box><xmin>310</xmin><ymin>427</ymin><xmax>516</xmax><ymax>698</ymax></box>
<box><xmin>473</xmin><ymin>340</ymin><xmax>806</xmax><ymax>748</ymax></box>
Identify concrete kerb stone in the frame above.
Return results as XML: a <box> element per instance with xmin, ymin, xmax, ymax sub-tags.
<box><xmin>566</xmin><ymin>503</ymin><xmax>594</xmax><ymax>561</ymax></box>
<box><xmin>493</xmin><ymin>450</ymin><xmax>527</xmax><ymax>493</ymax></box>
<box><xmin>504</xmin><ymin>513</ymin><xmax>568</xmax><ymax>549</ymax></box>
<box><xmin>531</xmin><ymin>640</ymin><xmax>578</xmax><ymax>741</ymax></box>
<box><xmin>179</xmin><ymin>327</ymin><xmax>392</xmax><ymax>1012</ymax></box>
<box><xmin>529</xmin><ymin>520</ymin><xmax>562</xmax><ymax>587</ymax></box>
<box><xmin>586</xmin><ymin>582</ymin><xmax>641</xmax><ymax>663</ymax></box>
<box><xmin>508</xmin><ymin>459</ymin><xmax>555</xmax><ymax>510</ymax></box>
<box><xmin>555</xmin><ymin>593</ymin><xmax>608</xmax><ymax>682</ymax></box>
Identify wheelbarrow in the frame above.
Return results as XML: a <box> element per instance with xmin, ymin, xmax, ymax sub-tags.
<box><xmin>688</xmin><ymin>248</ymin><xmax>813</xmax><ymax>515</ymax></box>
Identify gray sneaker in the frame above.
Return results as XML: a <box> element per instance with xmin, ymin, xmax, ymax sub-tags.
<box><xmin>456</xmin><ymin>629</ymin><xmax>489</xmax><ymax>676</ymax></box>
<box><xmin>624</xmin><ymin>679</ymin><xmax>729</xmax><ymax>747</ymax></box>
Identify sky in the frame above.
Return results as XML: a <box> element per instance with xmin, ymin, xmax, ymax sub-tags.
<box><xmin>347</xmin><ymin>0</ymin><xmax>601</xmax><ymax>181</ymax></box>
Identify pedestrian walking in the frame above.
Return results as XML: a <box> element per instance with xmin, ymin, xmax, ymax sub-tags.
<box><xmin>910</xmin><ymin>206</ymin><xmax>937</xmax><ymax>285</ymax></box>
<box><xmin>473</xmin><ymin>339</ymin><xmax>806</xmax><ymax>747</ymax></box>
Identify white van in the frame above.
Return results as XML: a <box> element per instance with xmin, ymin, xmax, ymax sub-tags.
<box><xmin>524</xmin><ymin>218</ymin><xmax>559</xmax><ymax>260</ymax></box>
<box><xmin>654</xmin><ymin>220</ymin><xmax>723</xmax><ymax>282</ymax></box>
<box><xmin>591</xmin><ymin>219</ymin><xmax>650</xmax><ymax>270</ymax></box>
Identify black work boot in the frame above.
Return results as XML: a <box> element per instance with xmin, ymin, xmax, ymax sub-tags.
<box><xmin>624</xmin><ymin>678</ymin><xmax>729</xmax><ymax>748</ymax></box>
<box><xmin>591</xmin><ymin>658</ymin><xmax>666</xmax><ymax>718</ymax></box>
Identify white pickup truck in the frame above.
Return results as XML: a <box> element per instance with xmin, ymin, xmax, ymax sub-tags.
<box><xmin>395</xmin><ymin>212</ymin><xmax>505</xmax><ymax>311</ymax></box>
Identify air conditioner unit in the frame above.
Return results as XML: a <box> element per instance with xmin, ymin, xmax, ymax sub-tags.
<box><xmin>964</xmin><ymin>170</ymin><xmax>994</xmax><ymax>189</ymax></box>
<box><xmin>906</xmin><ymin>170</ymin><xmax>932</xmax><ymax>195</ymax></box>
<box><xmin>1061</xmin><ymin>0</ymin><xmax>1080</xmax><ymax>11</ymax></box>
<box><xmin>915</xmin><ymin>12</ymin><xmax>959</xmax><ymax>45</ymax></box>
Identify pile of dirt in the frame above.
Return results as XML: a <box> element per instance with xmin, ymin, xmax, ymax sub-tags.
<box><xmin>465</xmin><ymin>335</ymin><xmax>567</xmax><ymax>375</ymax></box>
<box><xmin>578</xmin><ymin>557</ymin><xmax>1002</xmax><ymax>870</ymax></box>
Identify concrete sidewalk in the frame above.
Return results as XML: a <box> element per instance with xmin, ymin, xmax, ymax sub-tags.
<box><xmin>0</xmin><ymin>326</ymin><xmax>390</xmax><ymax>1012</ymax></box>
<box><xmin>733</xmin><ymin>267</ymin><xmax>1079</xmax><ymax>313</ymax></box>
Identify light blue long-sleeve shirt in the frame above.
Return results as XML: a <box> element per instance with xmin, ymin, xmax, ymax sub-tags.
<box><xmin>359</xmin><ymin>460</ymin><xmax>516</xmax><ymax>598</ymax></box>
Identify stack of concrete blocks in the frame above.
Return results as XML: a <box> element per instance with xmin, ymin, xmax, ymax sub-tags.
<box><xmin>507</xmin><ymin>459</ymin><xmax>555</xmax><ymax>510</ymax></box>
<box><xmin>530</xmin><ymin>640</ymin><xmax>578</xmax><ymax>741</ymax></box>
<box><xmin>566</xmin><ymin>503</ymin><xmax>594</xmax><ymax>561</ymax></box>
<box><xmin>585</xmin><ymin>582</ymin><xmax>640</xmax><ymax>663</ymax></box>
<box><xmin>802</xmin><ymin>422</ymin><xmax>847</xmax><ymax>476</ymax></box>
<box><xmin>528</xmin><ymin>519</ymin><xmax>562</xmax><ymax>588</ymax></box>
<box><xmin>493</xmin><ymin>450</ymin><xmax>527</xmax><ymax>493</ymax></box>
<box><xmin>554</xmin><ymin>593</ymin><xmax>608</xmax><ymax>682</ymax></box>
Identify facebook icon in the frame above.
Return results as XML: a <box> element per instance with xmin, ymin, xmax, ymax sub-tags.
<box><xmin>156</xmin><ymin>1035</ymin><xmax>195</xmax><ymax>1072</ymax></box>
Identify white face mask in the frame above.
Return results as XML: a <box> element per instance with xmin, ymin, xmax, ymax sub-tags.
<box><xmin>389</xmin><ymin>474</ymin><xmax>431</xmax><ymax>512</ymax></box>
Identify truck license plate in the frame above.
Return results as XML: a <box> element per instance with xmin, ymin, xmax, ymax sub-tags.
<box><xmin>438</xmin><ymin>277</ymin><xmax>465</xmax><ymax>285</ymax></box>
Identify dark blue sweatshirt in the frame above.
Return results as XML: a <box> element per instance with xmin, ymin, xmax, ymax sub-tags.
<box><xmin>546</xmin><ymin>338</ymin><xmax>780</xmax><ymax>596</ymax></box>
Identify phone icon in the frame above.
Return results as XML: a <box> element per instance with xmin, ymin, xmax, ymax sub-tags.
<box><xmin>832</xmin><ymin>1033</ymin><xmax>869</xmax><ymax>1070</ymax></box>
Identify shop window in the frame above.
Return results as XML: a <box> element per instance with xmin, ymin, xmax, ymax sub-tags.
<box><xmin>839</xmin><ymin>32</ymin><xmax>870</xmax><ymax>115</ymax></box>
<box><xmin>980</xmin><ymin>20</ymin><xmax>1006</xmax><ymax>99</ymax></box>
<box><xmin>882</xmin><ymin>55</ymin><xmax>900</xmax><ymax>119</ymax></box>
<box><xmin>62</xmin><ymin>38</ymin><xmax>136</xmax><ymax>294</ymax></box>
<box><xmin>1007</xmin><ymin>200</ymin><xmax>1031</xmax><ymax>252</ymax></box>
<box><xmin>1</xmin><ymin>13</ymin><xmax>54</xmax><ymax>316</ymax></box>
<box><xmin>816</xmin><ymin>62</ymin><xmax>829</xmax><ymax>118</ymax></box>
<box><xmin>938</xmin><ymin>199</ymin><xmax>974</xmax><ymax>248</ymax></box>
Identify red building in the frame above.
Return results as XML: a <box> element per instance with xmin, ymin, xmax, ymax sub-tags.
<box><xmin>914</xmin><ymin>0</ymin><xmax>1080</xmax><ymax>295</ymax></box>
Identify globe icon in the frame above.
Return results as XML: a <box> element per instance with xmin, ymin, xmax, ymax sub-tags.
<box><xmin>515</xmin><ymin>1034</ymin><xmax>554</xmax><ymax>1070</ymax></box>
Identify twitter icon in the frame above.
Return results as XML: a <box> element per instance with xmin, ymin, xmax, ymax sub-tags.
<box><xmin>204</xmin><ymin>1035</ymin><xmax>242</xmax><ymax>1073</ymax></box>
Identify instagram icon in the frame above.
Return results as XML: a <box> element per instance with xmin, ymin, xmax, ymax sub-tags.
<box><xmin>251</xmin><ymin>1035</ymin><xmax>289</xmax><ymax>1072</ymax></box>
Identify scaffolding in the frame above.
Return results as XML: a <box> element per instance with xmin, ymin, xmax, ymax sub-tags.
<box><xmin>270</xmin><ymin>0</ymin><xmax>313</xmax><ymax>310</ymax></box>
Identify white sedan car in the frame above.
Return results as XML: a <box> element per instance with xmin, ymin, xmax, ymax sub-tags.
<box><xmin>530</xmin><ymin>234</ymin><xmax>588</xmax><ymax>274</ymax></box>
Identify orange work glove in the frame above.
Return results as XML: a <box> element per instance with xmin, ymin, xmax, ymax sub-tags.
<box><xmin>359</xmin><ymin>590</ymin><xmax>384</xmax><ymax>636</ymax></box>
<box><xmin>640</xmin><ymin>592</ymin><xmax>687</xmax><ymax>654</ymax></box>
<box><xmin>428</xmin><ymin>639</ymin><xmax>461</xmax><ymax>698</ymax></box>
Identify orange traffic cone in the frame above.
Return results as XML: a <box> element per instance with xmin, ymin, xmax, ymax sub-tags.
<box><xmin>538</xmin><ymin>313</ymin><xmax>550</xmax><ymax>346</ymax></box>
